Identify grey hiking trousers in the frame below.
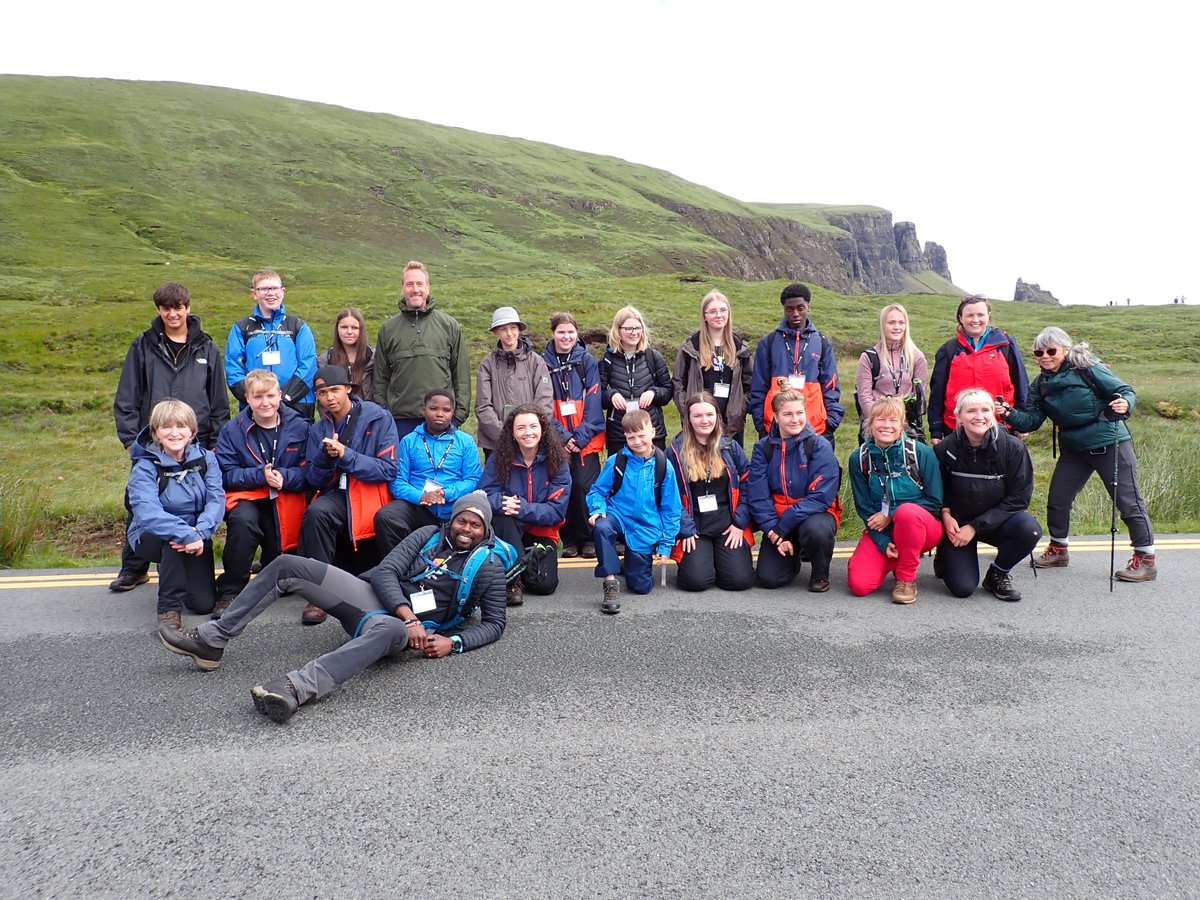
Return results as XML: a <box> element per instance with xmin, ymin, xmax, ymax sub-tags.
<box><xmin>196</xmin><ymin>555</ymin><xmax>409</xmax><ymax>704</ymax></box>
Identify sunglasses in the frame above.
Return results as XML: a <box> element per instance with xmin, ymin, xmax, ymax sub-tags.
<box><xmin>1032</xmin><ymin>347</ymin><xmax>1059</xmax><ymax>358</ymax></box>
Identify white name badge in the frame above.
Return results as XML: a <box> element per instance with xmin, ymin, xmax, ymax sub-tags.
<box><xmin>880</xmin><ymin>496</ymin><xmax>890</xmax><ymax>517</ymax></box>
<box><xmin>409</xmin><ymin>589</ymin><xmax>437</xmax><ymax>614</ymax></box>
<box><xmin>338</xmin><ymin>473</ymin><xmax>347</xmax><ymax>491</ymax></box>
<box><xmin>787</xmin><ymin>374</ymin><xmax>805</xmax><ymax>388</ymax></box>
<box><xmin>628</xmin><ymin>396</ymin><xmax>639</xmax><ymax>407</ymax></box>
<box><xmin>558</xmin><ymin>400</ymin><xmax>577</xmax><ymax>417</ymax></box>
<box><xmin>262</xmin><ymin>350</ymin><xmax>282</xmax><ymax>366</ymax></box>
<box><xmin>423</xmin><ymin>479</ymin><xmax>443</xmax><ymax>493</ymax></box>
<box><xmin>697</xmin><ymin>494</ymin><xmax>719</xmax><ymax>513</ymax></box>
<box><xmin>713</xmin><ymin>382</ymin><xmax>731</xmax><ymax>399</ymax></box>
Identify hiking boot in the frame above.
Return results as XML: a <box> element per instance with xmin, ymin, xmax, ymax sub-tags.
<box><xmin>982</xmin><ymin>564</ymin><xmax>1022</xmax><ymax>602</ymax></box>
<box><xmin>506</xmin><ymin>579</ymin><xmax>525</xmax><ymax>607</ymax></box>
<box><xmin>932</xmin><ymin>553</ymin><xmax>944</xmax><ymax>580</ymax></box>
<box><xmin>561</xmin><ymin>544</ymin><xmax>580</xmax><ymax>559</ymax></box>
<box><xmin>301</xmin><ymin>603</ymin><xmax>327</xmax><ymax>625</ymax></box>
<box><xmin>601</xmin><ymin>579</ymin><xmax>621</xmax><ymax>615</ymax></box>
<box><xmin>159</xmin><ymin>625</ymin><xmax>223</xmax><ymax>671</ymax></box>
<box><xmin>157</xmin><ymin>610</ymin><xmax>182</xmax><ymax>631</ymax></box>
<box><xmin>110</xmin><ymin>572</ymin><xmax>149</xmax><ymax>592</ymax></box>
<box><xmin>808</xmin><ymin>577</ymin><xmax>831</xmax><ymax>593</ymax></box>
<box><xmin>250</xmin><ymin>560</ymin><xmax>263</xmax><ymax>575</ymax></box>
<box><xmin>251</xmin><ymin>677</ymin><xmax>300</xmax><ymax>724</ymax></box>
<box><xmin>1114</xmin><ymin>552</ymin><xmax>1157</xmax><ymax>583</ymax></box>
<box><xmin>891</xmin><ymin>580</ymin><xmax>917</xmax><ymax>605</ymax></box>
<box><xmin>1031</xmin><ymin>542</ymin><xmax>1069</xmax><ymax>569</ymax></box>
<box><xmin>581</xmin><ymin>542</ymin><xmax>597</xmax><ymax>559</ymax></box>
<box><xmin>211</xmin><ymin>596</ymin><xmax>235</xmax><ymax>620</ymax></box>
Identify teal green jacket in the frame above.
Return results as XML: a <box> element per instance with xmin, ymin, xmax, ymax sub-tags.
<box><xmin>849</xmin><ymin>438</ymin><xmax>943</xmax><ymax>554</ymax></box>
<box><xmin>1007</xmin><ymin>363</ymin><xmax>1134</xmax><ymax>453</ymax></box>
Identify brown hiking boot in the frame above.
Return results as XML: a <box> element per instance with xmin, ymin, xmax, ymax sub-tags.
<box><xmin>506</xmin><ymin>578</ymin><xmax>525</xmax><ymax>607</ymax></box>
<box><xmin>157</xmin><ymin>610</ymin><xmax>182</xmax><ymax>631</ymax></box>
<box><xmin>1114</xmin><ymin>552</ymin><xmax>1157</xmax><ymax>583</ymax></box>
<box><xmin>1031</xmin><ymin>542</ymin><xmax>1070</xmax><ymax>569</ymax></box>
<box><xmin>600</xmin><ymin>578</ymin><xmax>621</xmax><ymax>615</ymax></box>
<box><xmin>211</xmin><ymin>596</ymin><xmax>235</xmax><ymax>620</ymax></box>
<box><xmin>891</xmin><ymin>580</ymin><xmax>917</xmax><ymax>605</ymax></box>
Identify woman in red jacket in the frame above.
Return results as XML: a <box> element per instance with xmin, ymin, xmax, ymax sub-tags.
<box><xmin>927</xmin><ymin>295</ymin><xmax>1029</xmax><ymax>444</ymax></box>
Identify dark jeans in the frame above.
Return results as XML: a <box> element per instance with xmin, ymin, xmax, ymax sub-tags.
<box><xmin>1047</xmin><ymin>441</ymin><xmax>1154</xmax><ymax>549</ymax></box>
<box><xmin>562</xmin><ymin>452</ymin><xmax>601</xmax><ymax>549</ymax></box>
<box><xmin>937</xmin><ymin>511</ymin><xmax>1042</xmax><ymax>597</ymax></box>
<box><xmin>592</xmin><ymin>515</ymin><xmax>654</xmax><ymax>595</ymax></box>
<box><xmin>374</xmin><ymin>499</ymin><xmax>443</xmax><ymax>558</ymax></box>
<box><xmin>136</xmin><ymin>534</ymin><xmax>216</xmax><ymax>615</ymax></box>
<box><xmin>755</xmin><ymin>512</ymin><xmax>838</xmax><ymax>588</ymax></box>
<box><xmin>217</xmin><ymin>498</ymin><xmax>281</xmax><ymax>599</ymax></box>
<box><xmin>491</xmin><ymin>515</ymin><xmax>559</xmax><ymax>595</ymax></box>
<box><xmin>676</xmin><ymin>534</ymin><xmax>754</xmax><ymax>592</ymax></box>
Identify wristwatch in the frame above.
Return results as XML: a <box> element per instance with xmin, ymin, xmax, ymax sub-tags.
<box><xmin>450</xmin><ymin>635</ymin><xmax>463</xmax><ymax>654</ymax></box>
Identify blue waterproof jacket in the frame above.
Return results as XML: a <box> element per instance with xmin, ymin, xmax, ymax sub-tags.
<box><xmin>391</xmin><ymin>424</ymin><xmax>483</xmax><ymax>520</ymax></box>
<box><xmin>225</xmin><ymin>303</ymin><xmax>318</xmax><ymax>408</ymax></box>
<box><xmin>746</xmin><ymin>425</ymin><xmax>841</xmax><ymax>536</ymax></box>
<box><xmin>481</xmin><ymin>449</ymin><xmax>571</xmax><ymax>538</ymax></box>
<box><xmin>542</xmin><ymin>342</ymin><xmax>605</xmax><ymax>453</ymax></box>
<box><xmin>305</xmin><ymin>398</ymin><xmax>399</xmax><ymax>491</ymax></box>
<box><xmin>749</xmin><ymin>317</ymin><xmax>843</xmax><ymax>437</ymax></box>
<box><xmin>586</xmin><ymin>448</ymin><xmax>682</xmax><ymax>556</ymax></box>
<box><xmin>127</xmin><ymin>430</ymin><xmax>224</xmax><ymax>550</ymax></box>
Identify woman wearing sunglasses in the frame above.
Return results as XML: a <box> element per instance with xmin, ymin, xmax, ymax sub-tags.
<box><xmin>1003</xmin><ymin>327</ymin><xmax>1157</xmax><ymax>582</ymax></box>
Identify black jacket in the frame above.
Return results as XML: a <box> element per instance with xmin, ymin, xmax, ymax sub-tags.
<box><xmin>113</xmin><ymin>314</ymin><xmax>229</xmax><ymax>449</ymax></box>
<box><xmin>599</xmin><ymin>346</ymin><xmax>672</xmax><ymax>444</ymax></box>
<box><xmin>934</xmin><ymin>425</ymin><xmax>1033</xmax><ymax>533</ymax></box>
<box><xmin>367</xmin><ymin>524</ymin><xmax>506</xmax><ymax>652</ymax></box>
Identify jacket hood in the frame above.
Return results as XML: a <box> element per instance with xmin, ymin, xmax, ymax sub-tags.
<box><xmin>774</xmin><ymin>318</ymin><xmax>816</xmax><ymax>340</ymax></box>
<box><xmin>493</xmin><ymin>335</ymin><xmax>535</xmax><ymax>358</ymax></box>
<box><xmin>769</xmin><ymin>423</ymin><xmax>818</xmax><ymax>446</ymax></box>
<box><xmin>399</xmin><ymin>296</ymin><xmax>439</xmax><ymax>316</ymax></box>
<box><xmin>249</xmin><ymin>302</ymin><xmax>290</xmax><ymax>323</ymax></box>
<box><xmin>130</xmin><ymin>426</ymin><xmax>205</xmax><ymax>466</ymax></box>
<box><xmin>952</xmin><ymin>422</ymin><xmax>1001</xmax><ymax>450</ymax></box>
<box><xmin>149</xmin><ymin>313</ymin><xmax>207</xmax><ymax>345</ymax></box>
<box><xmin>235</xmin><ymin>401</ymin><xmax>307</xmax><ymax>435</ymax></box>
<box><xmin>955</xmin><ymin>326</ymin><xmax>1009</xmax><ymax>351</ymax></box>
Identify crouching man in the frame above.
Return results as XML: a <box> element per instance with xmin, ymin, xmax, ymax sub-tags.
<box><xmin>158</xmin><ymin>492</ymin><xmax>507</xmax><ymax>723</ymax></box>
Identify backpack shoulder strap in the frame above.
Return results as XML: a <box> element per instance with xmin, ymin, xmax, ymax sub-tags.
<box><xmin>652</xmin><ymin>448</ymin><xmax>667</xmax><ymax>506</ymax></box>
<box><xmin>154</xmin><ymin>454</ymin><xmax>207</xmax><ymax>494</ymax></box>
<box><xmin>864</xmin><ymin>346</ymin><xmax>881</xmax><ymax>380</ymax></box>
<box><xmin>902</xmin><ymin>436</ymin><xmax>923</xmax><ymax>488</ymax></box>
<box><xmin>608</xmin><ymin>453</ymin><xmax>628</xmax><ymax>498</ymax></box>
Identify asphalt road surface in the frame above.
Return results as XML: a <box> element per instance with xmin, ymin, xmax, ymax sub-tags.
<box><xmin>2</xmin><ymin>537</ymin><xmax>1198</xmax><ymax>898</ymax></box>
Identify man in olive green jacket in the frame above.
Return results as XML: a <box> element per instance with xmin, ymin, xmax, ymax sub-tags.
<box><xmin>375</xmin><ymin>261</ymin><xmax>471</xmax><ymax>440</ymax></box>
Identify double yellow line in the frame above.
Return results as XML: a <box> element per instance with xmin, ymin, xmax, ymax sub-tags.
<box><xmin>3</xmin><ymin>538</ymin><xmax>1196</xmax><ymax>589</ymax></box>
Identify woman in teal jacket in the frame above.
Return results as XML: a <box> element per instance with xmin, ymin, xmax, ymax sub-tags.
<box><xmin>1005</xmin><ymin>326</ymin><xmax>1156</xmax><ymax>582</ymax></box>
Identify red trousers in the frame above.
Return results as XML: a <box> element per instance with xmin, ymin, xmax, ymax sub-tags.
<box><xmin>847</xmin><ymin>503</ymin><xmax>943</xmax><ymax>596</ymax></box>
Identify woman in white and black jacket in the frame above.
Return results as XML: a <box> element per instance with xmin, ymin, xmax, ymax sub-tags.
<box><xmin>934</xmin><ymin>388</ymin><xmax>1041</xmax><ymax>601</ymax></box>
<box><xmin>599</xmin><ymin>306</ymin><xmax>673</xmax><ymax>454</ymax></box>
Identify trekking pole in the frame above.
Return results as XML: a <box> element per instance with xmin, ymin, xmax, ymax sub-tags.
<box><xmin>1108</xmin><ymin>406</ymin><xmax>1123</xmax><ymax>593</ymax></box>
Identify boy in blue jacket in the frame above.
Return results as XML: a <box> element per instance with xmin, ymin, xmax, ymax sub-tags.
<box><xmin>374</xmin><ymin>388</ymin><xmax>483</xmax><ymax>556</ymax></box>
<box><xmin>586</xmin><ymin>409</ymin><xmax>682</xmax><ymax>614</ymax></box>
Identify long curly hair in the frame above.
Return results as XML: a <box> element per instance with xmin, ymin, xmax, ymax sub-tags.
<box><xmin>493</xmin><ymin>404</ymin><xmax>566</xmax><ymax>482</ymax></box>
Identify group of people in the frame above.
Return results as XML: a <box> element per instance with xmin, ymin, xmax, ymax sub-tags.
<box><xmin>118</xmin><ymin>267</ymin><xmax>1158</xmax><ymax>722</ymax></box>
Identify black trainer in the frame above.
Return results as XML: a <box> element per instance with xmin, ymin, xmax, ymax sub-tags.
<box><xmin>159</xmin><ymin>625</ymin><xmax>224</xmax><ymax>670</ymax></box>
<box><xmin>982</xmin><ymin>564</ymin><xmax>1021</xmax><ymax>602</ymax></box>
<box><xmin>251</xmin><ymin>678</ymin><xmax>300</xmax><ymax>723</ymax></box>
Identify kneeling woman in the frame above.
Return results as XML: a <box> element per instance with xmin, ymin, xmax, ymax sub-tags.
<box><xmin>481</xmin><ymin>405</ymin><xmax>571</xmax><ymax>604</ymax></box>
<box><xmin>667</xmin><ymin>392</ymin><xmax>755</xmax><ymax>592</ymax></box>
<box><xmin>935</xmin><ymin>389</ymin><xmax>1042</xmax><ymax>601</ymax></box>
<box><xmin>848</xmin><ymin>397</ymin><xmax>943</xmax><ymax>604</ymax></box>
<box><xmin>747</xmin><ymin>390</ymin><xmax>841</xmax><ymax>591</ymax></box>
<box><xmin>127</xmin><ymin>399</ymin><xmax>225</xmax><ymax>630</ymax></box>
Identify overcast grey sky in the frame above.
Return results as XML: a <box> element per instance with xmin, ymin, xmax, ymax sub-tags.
<box><xmin>4</xmin><ymin>0</ymin><xmax>1195</xmax><ymax>305</ymax></box>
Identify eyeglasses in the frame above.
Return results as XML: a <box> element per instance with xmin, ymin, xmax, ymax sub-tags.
<box><xmin>254</xmin><ymin>285</ymin><xmax>285</xmax><ymax>294</ymax></box>
<box><xmin>620</xmin><ymin>326</ymin><xmax>644</xmax><ymax>333</ymax></box>
<box><xmin>1032</xmin><ymin>347</ymin><xmax>1059</xmax><ymax>358</ymax></box>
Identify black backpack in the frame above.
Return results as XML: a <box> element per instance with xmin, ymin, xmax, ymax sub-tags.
<box><xmin>609</xmin><ymin>448</ymin><xmax>667</xmax><ymax>506</ymax></box>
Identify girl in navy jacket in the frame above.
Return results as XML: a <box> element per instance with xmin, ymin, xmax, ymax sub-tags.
<box><xmin>667</xmin><ymin>393</ymin><xmax>754</xmax><ymax>592</ymax></box>
<box><xmin>481</xmin><ymin>405</ymin><xmax>570</xmax><ymax>603</ymax></box>
<box><xmin>747</xmin><ymin>390</ymin><xmax>841</xmax><ymax>591</ymax></box>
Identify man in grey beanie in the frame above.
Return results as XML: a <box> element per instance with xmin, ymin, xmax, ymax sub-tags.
<box><xmin>157</xmin><ymin>491</ymin><xmax>508</xmax><ymax>723</ymax></box>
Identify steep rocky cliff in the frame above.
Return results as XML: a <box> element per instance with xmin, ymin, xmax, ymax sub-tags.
<box><xmin>1013</xmin><ymin>278</ymin><xmax>1062</xmax><ymax>305</ymax></box>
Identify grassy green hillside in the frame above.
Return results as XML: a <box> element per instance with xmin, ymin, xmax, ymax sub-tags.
<box><xmin>1</xmin><ymin>76</ymin><xmax>1196</xmax><ymax>565</ymax></box>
